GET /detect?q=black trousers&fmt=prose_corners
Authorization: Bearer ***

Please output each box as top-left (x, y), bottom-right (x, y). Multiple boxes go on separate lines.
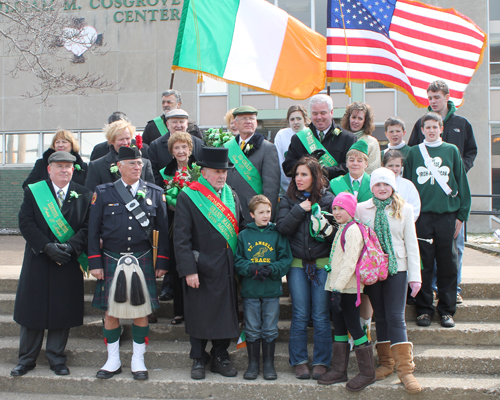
top-left (18, 325), bottom-right (70, 366)
top-left (189, 336), bottom-right (230, 361)
top-left (331, 294), bottom-right (365, 341)
top-left (415, 212), bottom-right (458, 317)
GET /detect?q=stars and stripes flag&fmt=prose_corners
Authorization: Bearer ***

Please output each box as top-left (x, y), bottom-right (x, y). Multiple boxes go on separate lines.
top-left (326, 0), bottom-right (487, 107)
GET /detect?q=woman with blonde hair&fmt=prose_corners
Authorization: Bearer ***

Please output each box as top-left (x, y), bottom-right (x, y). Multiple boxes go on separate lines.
top-left (23, 130), bottom-right (87, 188)
top-left (224, 108), bottom-right (238, 135)
top-left (341, 102), bottom-right (381, 174)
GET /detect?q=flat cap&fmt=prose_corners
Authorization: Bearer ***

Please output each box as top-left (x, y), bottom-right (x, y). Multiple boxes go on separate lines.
top-left (164, 109), bottom-right (189, 119)
top-left (232, 106), bottom-right (258, 117)
top-left (48, 151), bottom-right (76, 164)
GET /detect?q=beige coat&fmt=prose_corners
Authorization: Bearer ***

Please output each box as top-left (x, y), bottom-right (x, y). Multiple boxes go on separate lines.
top-left (325, 222), bottom-right (365, 294)
top-left (356, 199), bottom-right (421, 283)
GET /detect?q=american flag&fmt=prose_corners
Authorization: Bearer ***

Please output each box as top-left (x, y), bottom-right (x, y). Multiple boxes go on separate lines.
top-left (326, 0), bottom-right (487, 107)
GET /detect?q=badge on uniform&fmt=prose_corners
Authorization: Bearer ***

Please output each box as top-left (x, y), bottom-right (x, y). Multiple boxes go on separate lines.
top-left (146, 198), bottom-right (152, 206)
top-left (91, 192), bottom-right (97, 205)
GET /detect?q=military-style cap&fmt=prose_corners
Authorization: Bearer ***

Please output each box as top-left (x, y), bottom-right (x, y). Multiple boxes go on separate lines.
top-left (48, 151), bottom-right (76, 164)
top-left (118, 146), bottom-right (142, 161)
top-left (164, 109), bottom-right (189, 119)
top-left (348, 140), bottom-right (369, 156)
top-left (232, 106), bottom-right (258, 117)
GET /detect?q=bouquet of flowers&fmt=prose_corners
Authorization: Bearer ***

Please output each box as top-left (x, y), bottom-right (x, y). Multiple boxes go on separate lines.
top-left (203, 127), bottom-right (234, 148)
top-left (163, 164), bottom-right (201, 207)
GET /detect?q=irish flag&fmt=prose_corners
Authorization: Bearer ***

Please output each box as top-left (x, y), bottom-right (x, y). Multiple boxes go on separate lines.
top-left (172, 0), bottom-right (327, 100)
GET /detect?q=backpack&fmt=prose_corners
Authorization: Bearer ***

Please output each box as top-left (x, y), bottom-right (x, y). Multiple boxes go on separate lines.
top-left (340, 219), bottom-right (389, 306)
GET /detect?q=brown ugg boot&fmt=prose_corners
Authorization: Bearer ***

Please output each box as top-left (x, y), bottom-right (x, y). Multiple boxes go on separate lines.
top-left (375, 341), bottom-right (395, 380)
top-left (346, 342), bottom-right (376, 392)
top-left (391, 342), bottom-right (422, 394)
top-left (317, 342), bottom-right (350, 385)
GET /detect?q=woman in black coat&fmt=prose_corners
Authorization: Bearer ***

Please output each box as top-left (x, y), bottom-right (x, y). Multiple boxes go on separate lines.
top-left (276, 156), bottom-right (335, 380)
top-left (23, 130), bottom-right (87, 189)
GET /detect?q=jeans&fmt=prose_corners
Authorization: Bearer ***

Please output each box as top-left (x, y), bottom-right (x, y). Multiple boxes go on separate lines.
top-left (287, 266), bottom-right (332, 367)
top-left (243, 297), bottom-right (280, 343)
top-left (432, 225), bottom-right (463, 294)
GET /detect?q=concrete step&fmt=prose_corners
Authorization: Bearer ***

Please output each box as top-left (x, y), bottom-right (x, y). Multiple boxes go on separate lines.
top-left (1, 336), bottom-right (499, 375)
top-left (0, 363), bottom-right (499, 399)
top-left (0, 394), bottom-right (175, 400)
top-left (2, 314), bottom-right (500, 346)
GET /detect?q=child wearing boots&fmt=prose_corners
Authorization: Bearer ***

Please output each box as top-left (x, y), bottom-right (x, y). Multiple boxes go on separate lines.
top-left (235, 195), bottom-right (292, 380)
top-left (319, 192), bottom-right (376, 391)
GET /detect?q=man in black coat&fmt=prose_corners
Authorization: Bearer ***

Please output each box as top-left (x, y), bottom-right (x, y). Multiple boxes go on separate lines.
top-left (282, 94), bottom-right (356, 180)
top-left (142, 89), bottom-right (203, 145)
top-left (174, 147), bottom-right (243, 380)
top-left (12, 151), bottom-right (92, 377)
top-left (148, 109), bottom-right (204, 188)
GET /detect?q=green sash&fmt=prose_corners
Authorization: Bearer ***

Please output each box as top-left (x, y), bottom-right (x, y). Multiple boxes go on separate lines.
top-left (329, 173), bottom-right (372, 203)
top-left (159, 167), bottom-right (173, 181)
top-left (153, 116), bottom-right (168, 137)
top-left (224, 137), bottom-right (263, 195)
top-left (296, 128), bottom-right (338, 167)
top-left (28, 181), bottom-right (89, 273)
top-left (183, 177), bottom-right (238, 254)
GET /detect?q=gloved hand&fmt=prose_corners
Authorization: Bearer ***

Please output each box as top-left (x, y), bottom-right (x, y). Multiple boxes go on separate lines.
top-left (331, 290), bottom-right (342, 313)
top-left (56, 242), bottom-right (74, 256)
top-left (43, 243), bottom-right (71, 264)
top-left (310, 149), bottom-right (326, 160)
top-left (249, 264), bottom-right (259, 278)
top-left (253, 265), bottom-right (271, 282)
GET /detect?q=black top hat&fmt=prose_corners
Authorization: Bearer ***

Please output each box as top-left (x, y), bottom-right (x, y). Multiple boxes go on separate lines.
top-left (118, 146), bottom-right (142, 161)
top-left (197, 147), bottom-right (234, 170)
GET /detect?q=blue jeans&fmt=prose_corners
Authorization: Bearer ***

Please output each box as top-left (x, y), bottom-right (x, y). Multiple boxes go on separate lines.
top-left (432, 225), bottom-right (463, 294)
top-left (242, 297), bottom-right (280, 343)
top-left (287, 266), bottom-right (332, 367)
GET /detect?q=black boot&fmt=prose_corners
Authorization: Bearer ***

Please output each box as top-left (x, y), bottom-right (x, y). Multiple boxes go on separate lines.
top-left (243, 340), bottom-right (260, 380)
top-left (262, 339), bottom-right (277, 380)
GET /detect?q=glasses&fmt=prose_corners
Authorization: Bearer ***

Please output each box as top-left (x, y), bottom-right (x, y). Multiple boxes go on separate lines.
top-left (236, 117), bottom-right (257, 122)
top-left (123, 161), bottom-right (144, 167)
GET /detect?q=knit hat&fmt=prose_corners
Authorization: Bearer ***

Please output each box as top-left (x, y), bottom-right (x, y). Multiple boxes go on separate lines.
top-left (348, 140), bottom-right (368, 156)
top-left (332, 192), bottom-right (357, 218)
top-left (370, 167), bottom-right (397, 192)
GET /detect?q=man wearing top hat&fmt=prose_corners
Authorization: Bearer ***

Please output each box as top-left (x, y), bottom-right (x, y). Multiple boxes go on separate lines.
top-left (174, 147), bottom-right (244, 380)
top-left (87, 146), bottom-right (170, 381)
top-left (148, 109), bottom-right (204, 188)
top-left (12, 151), bottom-right (92, 377)
top-left (224, 106), bottom-right (280, 222)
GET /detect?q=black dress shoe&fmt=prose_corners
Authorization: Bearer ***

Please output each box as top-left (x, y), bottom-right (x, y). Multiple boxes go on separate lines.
top-left (159, 292), bottom-right (173, 301)
top-left (132, 370), bottom-right (149, 380)
top-left (50, 364), bottom-right (70, 375)
top-left (96, 367), bottom-right (122, 379)
top-left (10, 364), bottom-right (35, 376)
top-left (191, 359), bottom-right (206, 380)
top-left (210, 356), bottom-right (237, 377)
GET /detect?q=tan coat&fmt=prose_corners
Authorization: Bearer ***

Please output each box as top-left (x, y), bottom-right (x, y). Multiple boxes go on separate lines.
top-left (356, 199), bottom-right (421, 283)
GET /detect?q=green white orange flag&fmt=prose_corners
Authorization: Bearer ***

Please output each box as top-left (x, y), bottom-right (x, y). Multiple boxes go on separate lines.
top-left (172, 0), bottom-right (327, 100)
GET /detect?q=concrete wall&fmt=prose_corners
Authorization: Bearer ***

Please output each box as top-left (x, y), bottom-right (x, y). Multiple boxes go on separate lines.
top-left (0, 168), bottom-right (30, 229)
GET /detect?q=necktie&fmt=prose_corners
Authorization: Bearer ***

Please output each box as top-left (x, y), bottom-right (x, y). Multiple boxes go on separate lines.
top-left (319, 131), bottom-right (324, 142)
top-left (240, 140), bottom-right (246, 150)
top-left (126, 185), bottom-right (134, 197)
top-left (352, 180), bottom-right (360, 196)
top-left (57, 189), bottom-right (64, 208)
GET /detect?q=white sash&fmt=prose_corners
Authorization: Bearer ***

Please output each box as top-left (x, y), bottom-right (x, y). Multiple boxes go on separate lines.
top-left (418, 143), bottom-right (452, 195)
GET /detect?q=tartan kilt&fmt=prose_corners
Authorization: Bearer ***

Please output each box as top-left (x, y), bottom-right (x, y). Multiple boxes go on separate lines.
top-left (91, 249), bottom-right (160, 311)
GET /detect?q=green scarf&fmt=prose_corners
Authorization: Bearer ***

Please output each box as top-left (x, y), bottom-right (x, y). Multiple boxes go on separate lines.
top-left (196, 175), bottom-right (236, 216)
top-left (372, 197), bottom-right (398, 275)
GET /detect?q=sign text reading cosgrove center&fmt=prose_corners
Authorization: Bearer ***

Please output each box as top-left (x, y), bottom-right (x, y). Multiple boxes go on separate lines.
top-left (64, 0), bottom-right (182, 22)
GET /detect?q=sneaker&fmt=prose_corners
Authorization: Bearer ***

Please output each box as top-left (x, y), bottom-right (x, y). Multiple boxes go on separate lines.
top-left (456, 293), bottom-right (463, 304)
top-left (441, 315), bottom-right (455, 328)
top-left (416, 314), bottom-right (431, 327)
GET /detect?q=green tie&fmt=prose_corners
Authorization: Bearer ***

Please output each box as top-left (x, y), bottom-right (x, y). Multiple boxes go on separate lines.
top-left (319, 131), bottom-right (324, 142)
top-left (352, 180), bottom-right (360, 195)
top-left (57, 189), bottom-right (64, 208)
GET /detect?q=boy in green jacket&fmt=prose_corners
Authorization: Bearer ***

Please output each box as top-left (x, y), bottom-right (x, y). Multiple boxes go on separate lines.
top-left (235, 195), bottom-right (292, 381)
top-left (404, 112), bottom-right (471, 329)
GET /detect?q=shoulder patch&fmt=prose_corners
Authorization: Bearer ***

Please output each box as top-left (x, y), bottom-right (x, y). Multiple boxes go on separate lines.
top-left (91, 192), bottom-right (97, 205)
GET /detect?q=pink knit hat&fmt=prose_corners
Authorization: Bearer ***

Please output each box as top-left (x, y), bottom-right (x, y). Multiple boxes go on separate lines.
top-left (332, 192), bottom-right (357, 218)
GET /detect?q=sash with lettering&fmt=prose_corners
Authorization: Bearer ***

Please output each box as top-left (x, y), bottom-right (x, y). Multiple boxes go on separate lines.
top-left (183, 176), bottom-right (239, 254)
top-left (153, 116), bottom-right (169, 137)
top-left (296, 128), bottom-right (338, 167)
top-left (224, 137), bottom-right (263, 195)
top-left (28, 181), bottom-right (89, 274)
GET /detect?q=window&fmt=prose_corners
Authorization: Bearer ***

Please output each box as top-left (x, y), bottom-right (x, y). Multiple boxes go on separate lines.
top-left (490, 0), bottom-right (500, 86)
top-left (199, 76), bottom-right (227, 94)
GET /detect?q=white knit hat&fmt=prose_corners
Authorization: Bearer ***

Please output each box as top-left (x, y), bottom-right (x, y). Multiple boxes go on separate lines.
top-left (370, 167), bottom-right (397, 192)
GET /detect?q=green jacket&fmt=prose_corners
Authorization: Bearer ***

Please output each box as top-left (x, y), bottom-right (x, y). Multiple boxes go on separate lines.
top-left (329, 172), bottom-right (372, 203)
top-left (235, 222), bottom-right (292, 298)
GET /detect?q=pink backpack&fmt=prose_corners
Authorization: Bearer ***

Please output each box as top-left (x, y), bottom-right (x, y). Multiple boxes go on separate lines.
top-left (341, 220), bottom-right (389, 306)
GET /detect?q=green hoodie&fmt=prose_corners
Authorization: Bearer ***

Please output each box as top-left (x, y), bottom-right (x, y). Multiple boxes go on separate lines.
top-left (235, 222), bottom-right (292, 298)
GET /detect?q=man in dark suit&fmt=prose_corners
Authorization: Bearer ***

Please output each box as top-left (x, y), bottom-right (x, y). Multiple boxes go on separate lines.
top-left (282, 94), bottom-right (357, 180)
top-left (85, 120), bottom-right (155, 191)
top-left (12, 151), bottom-right (92, 377)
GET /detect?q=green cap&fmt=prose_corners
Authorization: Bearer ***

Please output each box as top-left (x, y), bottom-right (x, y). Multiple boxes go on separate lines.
top-left (232, 106), bottom-right (258, 117)
top-left (349, 139), bottom-right (368, 156)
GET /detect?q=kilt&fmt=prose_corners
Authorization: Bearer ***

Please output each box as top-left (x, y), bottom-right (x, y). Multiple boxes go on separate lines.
top-left (91, 249), bottom-right (160, 311)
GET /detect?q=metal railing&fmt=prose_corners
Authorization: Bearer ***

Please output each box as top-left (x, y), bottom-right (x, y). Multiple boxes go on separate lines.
top-left (465, 194), bottom-right (500, 241)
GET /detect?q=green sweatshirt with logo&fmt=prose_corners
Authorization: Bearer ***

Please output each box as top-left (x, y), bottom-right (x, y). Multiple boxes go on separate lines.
top-left (235, 222), bottom-right (292, 298)
top-left (403, 142), bottom-right (471, 222)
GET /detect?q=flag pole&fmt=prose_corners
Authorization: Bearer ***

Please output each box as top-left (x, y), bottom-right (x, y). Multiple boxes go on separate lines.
top-left (169, 70), bottom-right (175, 89)
top-left (327, 84), bottom-right (330, 96)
